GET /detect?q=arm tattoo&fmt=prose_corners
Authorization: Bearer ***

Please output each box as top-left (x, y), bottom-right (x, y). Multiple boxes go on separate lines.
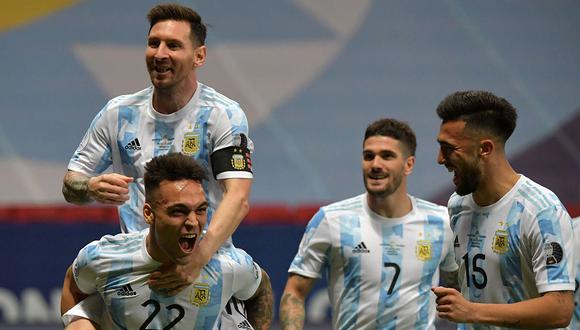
top-left (245, 270), bottom-right (274, 330)
top-left (279, 293), bottom-right (306, 330)
top-left (62, 172), bottom-right (92, 204)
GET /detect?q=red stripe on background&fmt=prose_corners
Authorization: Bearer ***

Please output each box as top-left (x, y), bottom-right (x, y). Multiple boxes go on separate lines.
top-left (0, 204), bottom-right (323, 225)
top-left (0, 203), bottom-right (578, 225)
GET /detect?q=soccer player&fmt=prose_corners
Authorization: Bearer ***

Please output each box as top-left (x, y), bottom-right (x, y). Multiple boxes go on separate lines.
top-left (62, 3), bottom-right (253, 288)
top-left (279, 118), bottom-right (458, 329)
top-left (61, 3), bottom-right (255, 326)
top-left (61, 153), bottom-right (273, 329)
top-left (433, 90), bottom-right (575, 329)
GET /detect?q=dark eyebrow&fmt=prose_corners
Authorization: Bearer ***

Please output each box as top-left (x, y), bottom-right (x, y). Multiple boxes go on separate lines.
top-left (437, 139), bottom-right (452, 146)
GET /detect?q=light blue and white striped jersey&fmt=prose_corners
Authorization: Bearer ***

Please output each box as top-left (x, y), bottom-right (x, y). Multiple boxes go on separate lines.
top-left (289, 194), bottom-right (458, 330)
top-left (449, 175), bottom-right (575, 330)
top-left (573, 217), bottom-right (580, 329)
top-left (71, 229), bottom-right (261, 330)
top-left (68, 83), bottom-right (253, 233)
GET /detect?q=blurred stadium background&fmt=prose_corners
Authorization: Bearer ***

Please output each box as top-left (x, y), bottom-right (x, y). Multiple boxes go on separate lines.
top-left (0, 0), bottom-right (578, 328)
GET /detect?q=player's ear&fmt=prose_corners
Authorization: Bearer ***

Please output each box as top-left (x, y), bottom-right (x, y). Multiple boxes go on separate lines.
top-left (479, 139), bottom-right (494, 158)
top-left (143, 204), bottom-right (155, 225)
top-left (193, 45), bottom-right (206, 68)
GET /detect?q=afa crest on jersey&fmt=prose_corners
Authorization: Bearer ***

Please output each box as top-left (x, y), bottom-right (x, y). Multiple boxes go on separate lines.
top-left (182, 132), bottom-right (200, 155)
top-left (492, 230), bottom-right (509, 254)
top-left (415, 240), bottom-right (432, 261)
top-left (231, 148), bottom-right (246, 170)
top-left (190, 283), bottom-right (210, 306)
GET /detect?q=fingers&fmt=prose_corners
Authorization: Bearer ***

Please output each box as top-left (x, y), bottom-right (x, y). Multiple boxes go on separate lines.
top-left (148, 272), bottom-right (190, 296)
top-left (88, 174), bottom-right (133, 204)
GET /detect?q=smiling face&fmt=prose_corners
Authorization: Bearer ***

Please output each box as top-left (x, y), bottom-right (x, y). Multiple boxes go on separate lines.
top-left (362, 135), bottom-right (414, 198)
top-left (145, 20), bottom-right (205, 91)
top-left (144, 179), bottom-right (208, 265)
top-left (437, 120), bottom-right (482, 196)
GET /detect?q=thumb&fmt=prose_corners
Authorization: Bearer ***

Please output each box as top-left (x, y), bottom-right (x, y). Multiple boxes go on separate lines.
top-left (122, 176), bottom-right (134, 183)
top-left (431, 286), bottom-right (451, 297)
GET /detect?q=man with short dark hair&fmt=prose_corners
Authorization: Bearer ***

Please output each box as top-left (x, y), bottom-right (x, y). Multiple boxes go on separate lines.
top-left (280, 118), bottom-right (458, 329)
top-left (433, 90), bottom-right (575, 329)
top-left (61, 153), bottom-right (273, 329)
top-left (62, 3), bottom-right (257, 328)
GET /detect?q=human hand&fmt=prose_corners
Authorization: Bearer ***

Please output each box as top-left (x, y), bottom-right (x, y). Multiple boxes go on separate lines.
top-left (87, 173), bottom-right (133, 205)
top-left (148, 255), bottom-right (204, 296)
top-left (432, 286), bottom-right (475, 323)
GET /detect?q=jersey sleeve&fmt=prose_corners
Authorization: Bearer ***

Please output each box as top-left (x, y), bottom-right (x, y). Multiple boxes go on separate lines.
top-left (527, 205), bottom-right (575, 293)
top-left (67, 104), bottom-right (114, 176)
top-left (229, 248), bottom-right (262, 301)
top-left (209, 104), bottom-right (254, 180)
top-left (61, 293), bottom-right (104, 327)
top-left (72, 240), bottom-right (102, 295)
top-left (288, 209), bottom-right (331, 279)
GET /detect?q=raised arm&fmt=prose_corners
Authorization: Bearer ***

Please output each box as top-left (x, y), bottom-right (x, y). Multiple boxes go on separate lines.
top-left (433, 287), bottom-right (573, 328)
top-left (279, 273), bottom-right (317, 330)
top-left (245, 268), bottom-right (274, 330)
top-left (62, 170), bottom-right (133, 205)
top-left (199, 177), bottom-right (251, 260)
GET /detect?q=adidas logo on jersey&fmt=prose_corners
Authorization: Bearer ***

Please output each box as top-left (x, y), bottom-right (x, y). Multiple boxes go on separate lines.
top-left (125, 138), bottom-right (141, 150)
top-left (116, 284), bottom-right (137, 297)
top-left (352, 241), bottom-right (370, 253)
top-left (237, 320), bottom-right (253, 329)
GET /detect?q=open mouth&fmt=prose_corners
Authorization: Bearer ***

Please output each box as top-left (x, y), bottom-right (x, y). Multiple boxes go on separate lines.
top-left (178, 233), bottom-right (197, 252)
top-left (155, 67), bottom-right (171, 73)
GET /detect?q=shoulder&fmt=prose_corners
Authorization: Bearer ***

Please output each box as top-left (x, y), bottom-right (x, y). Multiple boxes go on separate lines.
top-left (413, 196), bottom-right (448, 217)
top-left (305, 195), bottom-right (365, 227)
top-left (321, 194), bottom-right (365, 216)
top-left (77, 230), bottom-right (146, 266)
top-left (197, 83), bottom-right (241, 111)
top-left (100, 87), bottom-right (152, 114)
top-left (213, 245), bottom-right (257, 273)
top-left (515, 176), bottom-right (565, 213)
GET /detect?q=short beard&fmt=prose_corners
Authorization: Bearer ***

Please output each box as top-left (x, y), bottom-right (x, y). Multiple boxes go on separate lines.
top-left (455, 162), bottom-right (481, 196)
top-left (364, 172), bottom-right (403, 198)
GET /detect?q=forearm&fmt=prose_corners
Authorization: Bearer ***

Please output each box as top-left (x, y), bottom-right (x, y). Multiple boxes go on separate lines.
top-left (470, 291), bottom-right (573, 328)
top-left (279, 292), bottom-right (306, 330)
top-left (65, 318), bottom-right (99, 330)
top-left (440, 270), bottom-right (459, 291)
top-left (62, 171), bottom-right (92, 204)
top-left (199, 180), bottom-right (251, 259)
top-left (245, 270), bottom-right (274, 330)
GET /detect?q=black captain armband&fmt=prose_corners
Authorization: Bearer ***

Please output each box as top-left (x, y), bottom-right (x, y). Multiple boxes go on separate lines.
top-left (211, 134), bottom-right (253, 178)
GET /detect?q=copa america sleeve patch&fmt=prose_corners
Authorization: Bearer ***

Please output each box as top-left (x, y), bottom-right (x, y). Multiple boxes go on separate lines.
top-left (211, 134), bottom-right (252, 178)
top-left (544, 241), bottom-right (564, 265)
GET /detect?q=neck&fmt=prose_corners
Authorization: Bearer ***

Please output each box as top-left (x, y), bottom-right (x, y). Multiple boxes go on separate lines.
top-left (367, 188), bottom-right (412, 218)
top-left (152, 78), bottom-right (197, 114)
top-left (146, 231), bottom-right (169, 264)
top-left (473, 156), bottom-right (519, 206)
